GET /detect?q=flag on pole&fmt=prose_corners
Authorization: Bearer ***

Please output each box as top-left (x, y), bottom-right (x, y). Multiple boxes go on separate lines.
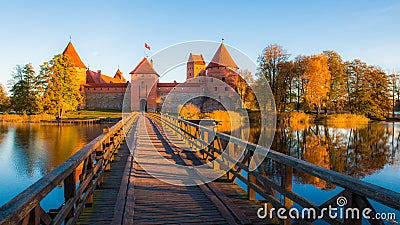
top-left (145, 43), bottom-right (150, 50)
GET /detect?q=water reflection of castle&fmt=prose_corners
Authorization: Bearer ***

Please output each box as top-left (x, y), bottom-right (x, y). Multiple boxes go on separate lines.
top-left (62, 41), bottom-right (240, 112)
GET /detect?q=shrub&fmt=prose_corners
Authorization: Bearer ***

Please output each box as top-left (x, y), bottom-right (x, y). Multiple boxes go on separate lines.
top-left (179, 103), bottom-right (201, 119)
top-left (327, 113), bottom-right (369, 124)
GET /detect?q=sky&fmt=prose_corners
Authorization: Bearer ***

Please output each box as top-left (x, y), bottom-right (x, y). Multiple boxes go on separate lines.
top-left (0, 0), bottom-right (400, 89)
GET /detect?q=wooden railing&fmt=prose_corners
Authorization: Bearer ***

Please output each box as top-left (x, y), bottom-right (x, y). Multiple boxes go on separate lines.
top-left (0, 113), bottom-right (137, 225)
top-left (150, 113), bottom-right (400, 225)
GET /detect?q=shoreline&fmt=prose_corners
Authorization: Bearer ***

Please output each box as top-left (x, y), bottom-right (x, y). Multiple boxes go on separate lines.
top-left (0, 110), bottom-right (123, 123)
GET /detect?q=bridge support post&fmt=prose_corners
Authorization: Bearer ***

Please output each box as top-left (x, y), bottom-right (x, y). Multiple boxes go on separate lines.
top-left (248, 172), bottom-right (256, 200)
top-left (282, 165), bottom-right (293, 225)
top-left (64, 171), bottom-right (76, 223)
top-left (226, 142), bottom-right (235, 181)
top-left (212, 138), bottom-right (220, 170)
top-left (103, 127), bottom-right (111, 172)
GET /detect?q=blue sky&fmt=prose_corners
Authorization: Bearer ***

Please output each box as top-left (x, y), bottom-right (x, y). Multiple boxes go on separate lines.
top-left (0, 0), bottom-right (399, 88)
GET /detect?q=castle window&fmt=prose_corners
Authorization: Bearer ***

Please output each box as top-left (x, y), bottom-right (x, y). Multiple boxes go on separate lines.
top-left (100, 88), bottom-right (102, 90)
top-left (94, 88), bottom-right (96, 90)
top-left (214, 87), bottom-right (217, 91)
top-left (210, 78), bottom-right (213, 82)
top-left (225, 87), bottom-right (228, 91)
top-left (141, 81), bottom-right (145, 88)
top-left (222, 77), bottom-right (226, 82)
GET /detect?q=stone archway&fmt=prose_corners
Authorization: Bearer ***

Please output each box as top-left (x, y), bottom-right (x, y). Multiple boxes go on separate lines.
top-left (140, 99), bottom-right (147, 112)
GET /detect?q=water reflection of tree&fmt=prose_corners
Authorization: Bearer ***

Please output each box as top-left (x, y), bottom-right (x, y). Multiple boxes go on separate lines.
top-left (345, 124), bottom-right (390, 178)
top-left (4, 123), bottom-right (105, 177)
top-left (251, 122), bottom-right (398, 190)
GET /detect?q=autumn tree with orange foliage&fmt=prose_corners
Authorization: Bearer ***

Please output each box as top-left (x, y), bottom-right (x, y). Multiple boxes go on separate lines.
top-left (301, 54), bottom-right (331, 116)
top-left (178, 103), bottom-right (200, 119)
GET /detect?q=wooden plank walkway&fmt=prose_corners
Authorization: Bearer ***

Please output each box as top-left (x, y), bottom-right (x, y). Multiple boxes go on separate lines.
top-left (78, 114), bottom-right (273, 225)
top-left (77, 139), bottom-right (132, 225)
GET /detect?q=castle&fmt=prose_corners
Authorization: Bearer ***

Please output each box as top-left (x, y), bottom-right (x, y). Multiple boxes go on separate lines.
top-left (62, 41), bottom-right (240, 112)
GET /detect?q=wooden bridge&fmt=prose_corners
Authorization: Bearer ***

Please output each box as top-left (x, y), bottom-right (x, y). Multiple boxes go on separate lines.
top-left (0, 113), bottom-right (399, 225)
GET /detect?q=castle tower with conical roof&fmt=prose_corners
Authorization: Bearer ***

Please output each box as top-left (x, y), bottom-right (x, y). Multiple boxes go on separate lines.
top-left (62, 41), bottom-right (87, 87)
top-left (129, 58), bottom-right (159, 112)
top-left (206, 42), bottom-right (239, 85)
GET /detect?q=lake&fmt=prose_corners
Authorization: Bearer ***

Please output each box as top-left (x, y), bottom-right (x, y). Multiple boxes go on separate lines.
top-left (219, 120), bottom-right (400, 224)
top-left (0, 122), bottom-right (111, 209)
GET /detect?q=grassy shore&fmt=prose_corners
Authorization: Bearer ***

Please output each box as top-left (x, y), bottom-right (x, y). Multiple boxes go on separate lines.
top-left (0, 110), bottom-right (123, 122)
top-left (64, 110), bottom-right (122, 119)
top-left (276, 112), bottom-right (371, 128)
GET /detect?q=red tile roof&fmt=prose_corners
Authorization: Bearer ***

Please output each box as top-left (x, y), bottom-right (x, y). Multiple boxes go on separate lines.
top-left (130, 58), bottom-right (159, 75)
top-left (63, 41), bottom-right (86, 68)
top-left (207, 43), bottom-right (238, 69)
top-left (114, 68), bottom-right (126, 82)
top-left (86, 69), bottom-right (127, 84)
top-left (188, 53), bottom-right (206, 65)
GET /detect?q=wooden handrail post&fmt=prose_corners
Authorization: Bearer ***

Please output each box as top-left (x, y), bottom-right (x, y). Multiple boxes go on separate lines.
top-left (103, 127), bottom-right (111, 171)
top-left (64, 171), bottom-right (76, 223)
top-left (248, 172), bottom-right (256, 200)
top-left (227, 142), bottom-right (235, 181)
top-left (212, 138), bottom-right (220, 170)
top-left (282, 165), bottom-right (293, 225)
top-left (27, 205), bottom-right (40, 225)
top-left (85, 154), bottom-right (95, 207)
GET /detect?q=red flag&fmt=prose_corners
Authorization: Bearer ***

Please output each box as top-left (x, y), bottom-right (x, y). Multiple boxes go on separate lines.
top-left (144, 43), bottom-right (150, 50)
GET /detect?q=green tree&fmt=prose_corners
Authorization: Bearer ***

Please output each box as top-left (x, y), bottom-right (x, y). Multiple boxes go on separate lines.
top-left (257, 44), bottom-right (290, 110)
top-left (293, 55), bottom-right (308, 111)
top-left (9, 63), bottom-right (39, 113)
top-left (0, 84), bottom-right (10, 112)
top-left (388, 73), bottom-right (399, 117)
top-left (39, 54), bottom-right (82, 119)
top-left (277, 60), bottom-right (297, 111)
top-left (346, 59), bottom-right (391, 119)
top-left (323, 50), bottom-right (348, 112)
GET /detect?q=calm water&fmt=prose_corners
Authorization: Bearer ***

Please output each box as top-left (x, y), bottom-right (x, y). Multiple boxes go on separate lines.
top-left (221, 121), bottom-right (400, 224)
top-left (0, 122), bottom-right (110, 208)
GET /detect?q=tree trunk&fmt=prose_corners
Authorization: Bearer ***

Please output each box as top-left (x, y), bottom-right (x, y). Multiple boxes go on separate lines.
top-left (58, 108), bottom-right (63, 120)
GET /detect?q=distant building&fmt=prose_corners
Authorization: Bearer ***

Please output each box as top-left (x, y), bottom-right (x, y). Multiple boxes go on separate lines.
top-left (62, 41), bottom-right (240, 111)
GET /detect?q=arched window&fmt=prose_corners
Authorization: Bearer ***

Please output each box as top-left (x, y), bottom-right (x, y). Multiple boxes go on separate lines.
top-left (141, 81), bottom-right (145, 88)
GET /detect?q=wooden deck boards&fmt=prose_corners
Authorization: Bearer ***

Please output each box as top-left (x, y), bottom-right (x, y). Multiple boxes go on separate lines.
top-left (77, 141), bottom-right (131, 225)
top-left (78, 115), bottom-right (273, 225)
